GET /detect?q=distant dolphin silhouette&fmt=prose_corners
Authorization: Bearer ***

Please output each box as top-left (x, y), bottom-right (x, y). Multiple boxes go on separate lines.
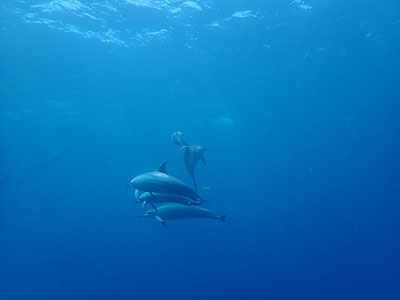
top-left (130, 162), bottom-right (201, 203)
top-left (172, 131), bottom-right (187, 147)
top-left (181, 145), bottom-right (208, 190)
top-left (138, 203), bottom-right (227, 228)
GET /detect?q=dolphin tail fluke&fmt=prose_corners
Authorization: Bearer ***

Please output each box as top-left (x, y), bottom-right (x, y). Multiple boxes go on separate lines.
top-left (218, 215), bottom-right (227, 222)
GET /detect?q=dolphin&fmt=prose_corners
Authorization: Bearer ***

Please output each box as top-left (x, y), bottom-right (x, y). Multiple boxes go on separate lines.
top-left (137, 192), bottom-right (198, 208)
top-left (181, 145), bottom-right (208, 190)
top-left (172, 131), bottom-right (187, 147)
top-left (138, 203), bottom-right (227, 228)
top-left (130, 162), bottom-right (201, 203)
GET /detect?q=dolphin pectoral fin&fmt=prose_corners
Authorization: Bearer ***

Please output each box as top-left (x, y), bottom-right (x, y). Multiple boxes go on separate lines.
top-left (200, 155), bottom-right (206, 166)
top-left (157, 162), bottom-right (168, 173)
top-left (151, 203), bottom-right (158, 211)
top-left (141, 201), bottom-right (146, 208)
top-left (179, 146), bottom-right (189, 152)
top-left (218, 215), bottom-right (227, 222)
top-left (155, 216), bottom-right (168, 228)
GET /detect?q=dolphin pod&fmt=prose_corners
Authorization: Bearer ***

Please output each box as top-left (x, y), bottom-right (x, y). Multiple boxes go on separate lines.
top-left (130, 132), bottom-right (226, 228)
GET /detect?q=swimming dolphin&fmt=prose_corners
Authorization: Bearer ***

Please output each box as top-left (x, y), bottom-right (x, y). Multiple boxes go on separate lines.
top-left (138, 203), bottom-right (227, 228)
top-left (137, 192), bottom-right (198, 208)
top-left (130, 162), bottom-right (201, 203)
top-left (181, 145), bottom-right (208, 190)
top-left (172, 131), bottom-right (187, 147)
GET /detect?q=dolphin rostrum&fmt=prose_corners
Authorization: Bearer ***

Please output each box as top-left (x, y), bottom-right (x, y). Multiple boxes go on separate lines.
top-left (137, 192), bottom-right (199, 208)
top-left (138, 203), bottom-right (227, 228)
top-left (181, 145), bottom-right (208, 190)
top-left (172, 131), bottom-right (187, 147)
top-left (130, 162), bottom-right (201, 203)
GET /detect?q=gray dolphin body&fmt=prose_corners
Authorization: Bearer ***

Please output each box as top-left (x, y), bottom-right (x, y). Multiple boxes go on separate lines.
top-left (182, 145), bottom-right (207, 190)
top-left (130, 162), bottom-right (201, 203)
top-left (139, 203), bottom-right (227, 228)
top-left (137, 192), bottom-right (198, 207)
top-left (172, 131), bottom-right (187, 147)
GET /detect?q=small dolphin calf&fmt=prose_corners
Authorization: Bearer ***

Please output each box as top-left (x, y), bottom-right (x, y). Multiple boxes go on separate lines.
top-left (137, 192), bottom-right (198, 208)
top-left (181, 145), bottom-right (207, 190)
top-left (138, 203), bottom-right (227, 228)
top-left (172, 131), bottom-right (187, 147)
top-left (130, 162), bottom-right (201, 203)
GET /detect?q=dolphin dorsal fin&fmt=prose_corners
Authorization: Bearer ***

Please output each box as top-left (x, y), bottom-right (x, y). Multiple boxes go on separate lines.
top-left (157, 161), bottom-right (167, 173)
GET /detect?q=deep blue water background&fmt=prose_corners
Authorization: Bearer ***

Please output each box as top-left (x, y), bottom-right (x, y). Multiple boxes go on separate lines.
top-left (1, 0), bottom-right (400, 299)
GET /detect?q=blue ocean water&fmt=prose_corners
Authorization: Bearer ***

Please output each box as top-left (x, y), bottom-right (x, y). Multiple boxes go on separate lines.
top-left (1, 0), bottom-right (400, 299)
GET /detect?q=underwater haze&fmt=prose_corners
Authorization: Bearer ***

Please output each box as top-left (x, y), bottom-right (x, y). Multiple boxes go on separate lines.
top-left (1, 0), bottom-right (400, 299)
